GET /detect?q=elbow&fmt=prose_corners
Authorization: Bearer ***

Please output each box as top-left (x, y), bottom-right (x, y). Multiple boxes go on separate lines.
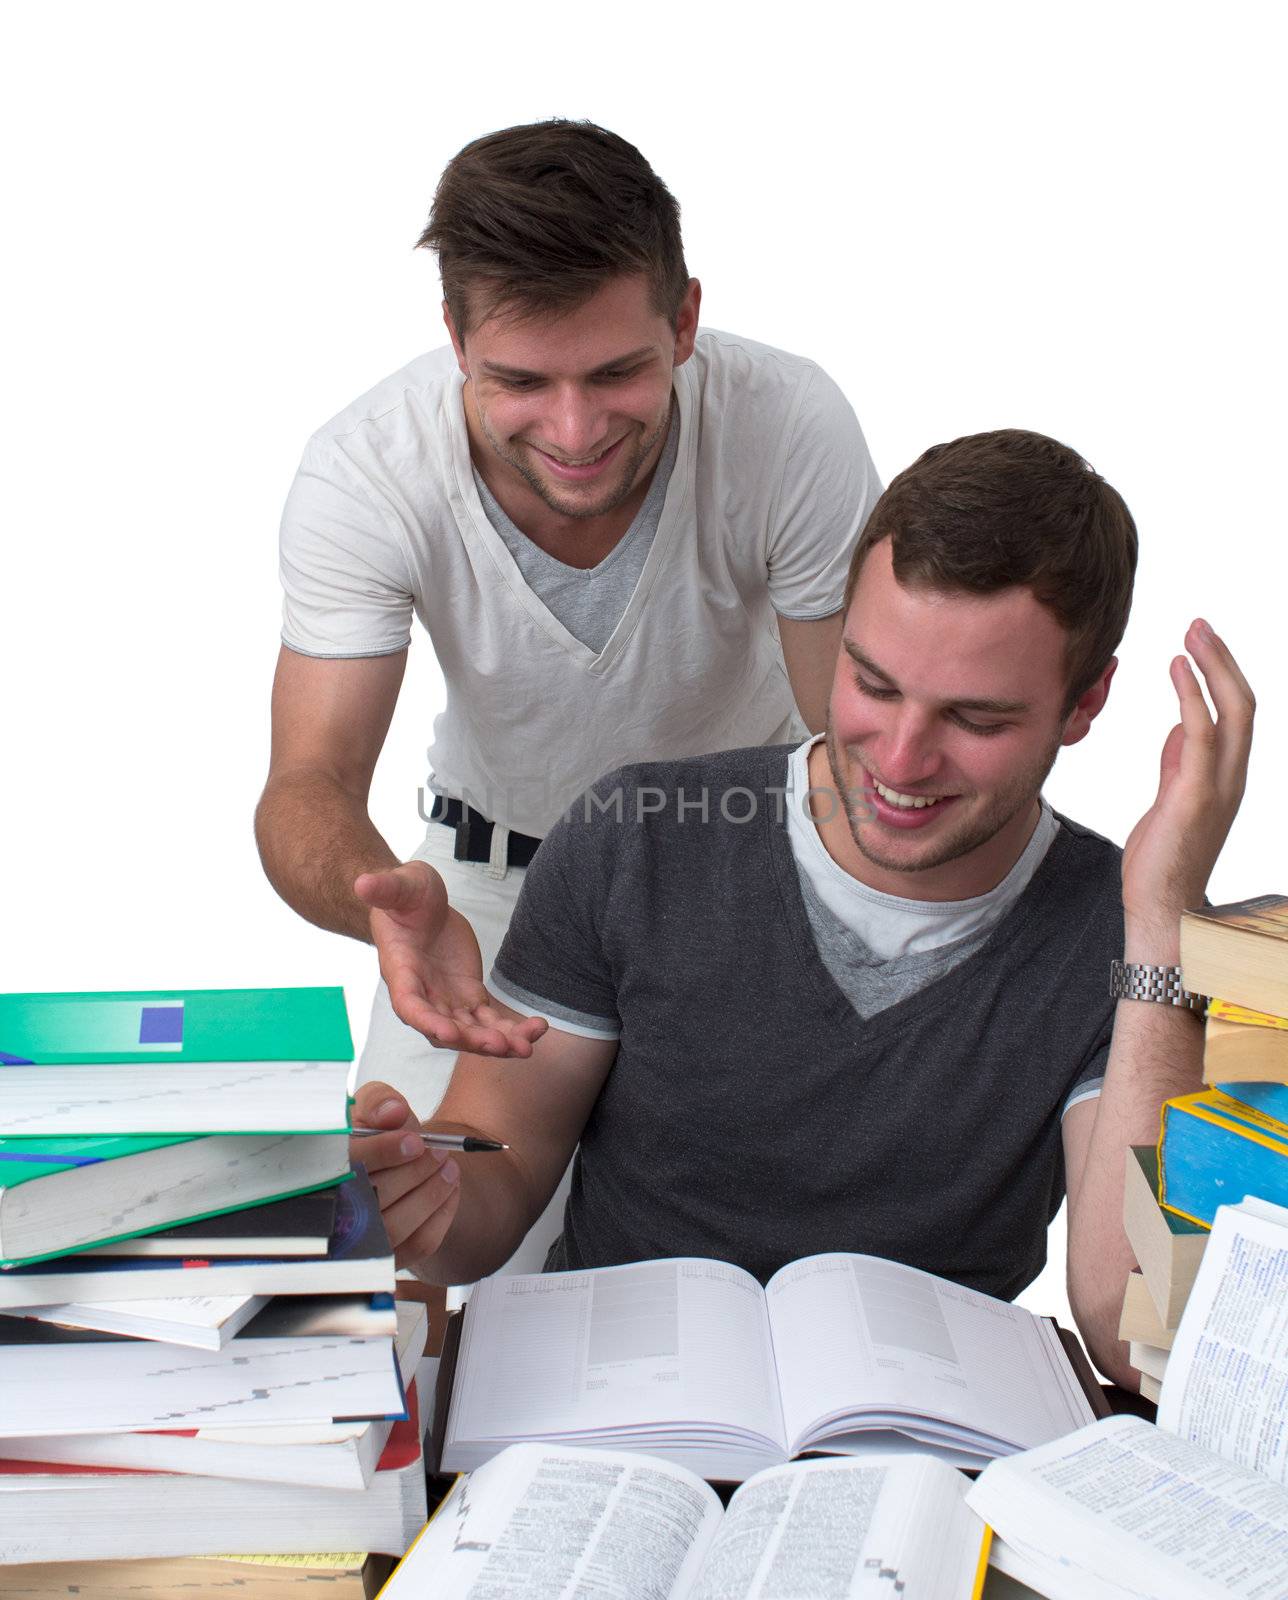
top-left (252, 778), bottom-right (292, 884)
top-left (1068, 1276), bottom-right (1137, 1390)
top-left (1089, 1329), bottom-right (1140, 1393)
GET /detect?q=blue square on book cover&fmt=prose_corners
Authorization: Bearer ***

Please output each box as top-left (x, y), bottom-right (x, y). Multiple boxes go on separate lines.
top-left (138, 1005), bottom-right (184, 1045)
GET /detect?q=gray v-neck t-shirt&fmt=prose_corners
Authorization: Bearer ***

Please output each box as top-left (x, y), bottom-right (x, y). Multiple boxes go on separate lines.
top-left (473, 413), bottom-right (681, 654)
top-left (491, 744), bottom-right (1124, 1295)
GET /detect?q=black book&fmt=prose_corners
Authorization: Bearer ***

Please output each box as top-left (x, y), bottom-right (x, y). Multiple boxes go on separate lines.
top-left (91, 1186), bottom-right (339, 1257)
top-left (0, 1167), bottom-right (394, 1308)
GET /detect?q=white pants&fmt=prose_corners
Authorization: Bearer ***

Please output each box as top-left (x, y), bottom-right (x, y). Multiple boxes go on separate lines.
top-left (356, 817), bottom-right (574, 1278)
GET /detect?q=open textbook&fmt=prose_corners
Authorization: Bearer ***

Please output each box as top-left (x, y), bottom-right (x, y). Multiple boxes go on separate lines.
top-left (439, 1253), bottom-right (1098, 1481)
top-left (967, 1414), bottom-right (1288, 1600)
top-left (1156, 1194), bottom-right (1288, 1483)
top-left (965, 1195), bottom-right (1288, 1599)
top-left (388, 1442), bottom-right (989, 1600)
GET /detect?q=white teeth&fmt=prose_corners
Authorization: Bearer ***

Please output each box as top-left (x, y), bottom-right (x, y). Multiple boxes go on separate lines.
top-left (547, 443), bottom-right (613, 467)
top-left (874, 780), bottom-right (944, 810)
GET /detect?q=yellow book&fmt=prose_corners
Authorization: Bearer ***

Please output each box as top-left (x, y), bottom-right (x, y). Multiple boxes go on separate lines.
top-left (1208, 999), bottom-right (1288, 1029)
top-left (1203, 999), bottom-right (1288, 1085)
top-left (1181, 894), bottom-right (1288, 1016)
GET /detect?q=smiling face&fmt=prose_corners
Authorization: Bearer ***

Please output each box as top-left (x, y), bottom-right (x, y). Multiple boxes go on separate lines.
top-left (820, 539), bottom-right (1114, 899)
top-left (448, 274), bottom-right (699, 538)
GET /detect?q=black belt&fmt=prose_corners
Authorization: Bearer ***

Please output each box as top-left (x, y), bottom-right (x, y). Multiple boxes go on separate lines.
top-left (429, 796), bottom-right (543, 868)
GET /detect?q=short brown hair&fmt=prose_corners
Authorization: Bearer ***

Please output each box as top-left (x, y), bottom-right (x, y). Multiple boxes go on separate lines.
top-left (417, 120), bottom-right (689, 336)
top-left (845, 429), bottom-right (1138, 713)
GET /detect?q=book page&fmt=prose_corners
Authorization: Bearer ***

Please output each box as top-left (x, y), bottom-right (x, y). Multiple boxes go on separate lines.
top-left (987, 1534), bottom-right (1153, 1600)
top-left (688, 1455), bottom-right (985, 1600)
top-left (0, 1336), bottom-right (402, 1435)
top-left (385, 1443), bottom-right (723, 1599)
top-left (1158, 1197), bottom-right (1288, 1482)
top-left (22, 1293), bottom-right (260, 1332)
top-left (448, 1259), bottom-right (785, 1453)
top-left (765, 1254), bottom-right (1091, 1455)
top-left (967, 1414), bottom-right (1288, 1600)
top-left (0, 1061), bottom-right (350, 1135)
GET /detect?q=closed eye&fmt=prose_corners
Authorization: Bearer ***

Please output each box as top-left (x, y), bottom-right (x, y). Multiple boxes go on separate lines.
top-left (495, 364), bottom-right (645, 392)
top-left (857, 677), bottom-right (1009, 736)
top-left (855, 675), bottom-right (897, 701)
top-left (948, 711), bottom-right (1009, 736)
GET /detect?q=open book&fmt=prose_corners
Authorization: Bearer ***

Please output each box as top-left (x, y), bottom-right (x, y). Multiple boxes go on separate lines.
top-left (1156, 1193), bottom-right (1288, 1483)
top-left (967, 1194), bottom-right (1288, 1598)
top-left (389, 1441), bottom-right (989, 1600)
top-left (968, 1413), bottom-right (1288, 1600)
top-left (439, 1253), bottom-right (1099, 1481)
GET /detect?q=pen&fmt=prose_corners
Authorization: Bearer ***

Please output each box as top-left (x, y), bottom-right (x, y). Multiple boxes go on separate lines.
top-left (349, 1127), bottom-right (508, 1152)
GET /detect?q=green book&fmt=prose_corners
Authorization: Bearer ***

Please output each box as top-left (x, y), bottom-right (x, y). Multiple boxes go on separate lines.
top-left (0, 987), bottom-right (354, 1137)
top-left (0, 1131), bottom-right (350, 1265)
top-left (0, 986), bottom-right (352, 1064)
top-left (0, 1133), bottom-right (199, 1184)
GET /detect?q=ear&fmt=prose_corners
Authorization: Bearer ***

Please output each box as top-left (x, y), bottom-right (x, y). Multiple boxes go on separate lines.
top-left (1060, 657), bottom-right (1118, 748)
top-left (672, 279), bottom-right (702, 366)
top-left (443, 300), bottom-right (469, 375)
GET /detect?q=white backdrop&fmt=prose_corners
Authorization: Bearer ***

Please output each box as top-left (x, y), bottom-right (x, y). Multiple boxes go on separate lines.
top-left (3, 2), bottom-right (1284, 1333)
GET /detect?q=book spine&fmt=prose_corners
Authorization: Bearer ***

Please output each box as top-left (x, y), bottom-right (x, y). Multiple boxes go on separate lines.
top-left (1208, 999), bottom-right (1288, 1029)
top-left (970, 1527), bottom-right (994, 1600)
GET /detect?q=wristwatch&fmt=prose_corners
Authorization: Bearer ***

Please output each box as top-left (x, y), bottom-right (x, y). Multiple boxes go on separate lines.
top-left (1109, 960), bottom-right (1209, 1013)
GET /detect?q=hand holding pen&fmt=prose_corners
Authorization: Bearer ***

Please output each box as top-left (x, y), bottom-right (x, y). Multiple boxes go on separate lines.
top-left (348, 1079), bottom-right (487, 1269)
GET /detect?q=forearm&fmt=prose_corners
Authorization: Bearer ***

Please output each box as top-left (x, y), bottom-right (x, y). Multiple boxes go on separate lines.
top-left (1067, 923), bottom-right (1204, 1385)
top-left (254, 769), bottom-right (397, 942)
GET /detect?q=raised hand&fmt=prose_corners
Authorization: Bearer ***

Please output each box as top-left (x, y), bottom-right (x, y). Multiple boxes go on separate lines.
top-left (354, 860), bottom-right (547, 1057)
top-left (1121, 619), bottom-right (1255, 944)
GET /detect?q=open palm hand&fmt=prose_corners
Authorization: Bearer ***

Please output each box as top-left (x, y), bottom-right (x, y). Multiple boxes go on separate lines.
top-left (355, 860), bottom-right (546, 1057)
top-left (1121, 619), bottom-right (1254, 944)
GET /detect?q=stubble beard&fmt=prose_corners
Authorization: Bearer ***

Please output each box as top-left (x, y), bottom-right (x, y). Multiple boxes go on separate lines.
top-left (480, 402), bottom-right (672, 522)
top-left (823, 720), bottom-right (1063, 876)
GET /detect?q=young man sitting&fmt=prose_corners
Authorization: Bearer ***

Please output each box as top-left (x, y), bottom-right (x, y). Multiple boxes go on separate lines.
top-left (353, 428), bottom-right (1255, 1387)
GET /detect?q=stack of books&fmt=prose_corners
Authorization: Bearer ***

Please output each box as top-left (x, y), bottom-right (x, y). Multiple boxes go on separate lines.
top-left (0, 987), bottom-right (428, 1593)
top-left (975, 1191), bottom-right (1288, 1598)
top-left (1120, 894), bottom-right (1288, 1396)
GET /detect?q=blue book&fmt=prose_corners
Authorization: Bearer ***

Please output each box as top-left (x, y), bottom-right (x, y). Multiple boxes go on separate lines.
top-left (1215, 1080), bottom-right (1288, 1124)
top-left (1159, 1090), bottom-right (1288, 1228)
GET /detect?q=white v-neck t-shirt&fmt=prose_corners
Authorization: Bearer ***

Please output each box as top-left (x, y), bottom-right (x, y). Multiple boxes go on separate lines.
top-left (472, 411), bottom-right (680, 654)
top-left (279, 331), bottom-right (881, 838)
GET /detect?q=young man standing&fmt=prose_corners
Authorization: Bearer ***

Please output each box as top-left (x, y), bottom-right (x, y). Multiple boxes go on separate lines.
top-left (352, 429), bottom-right (1255, 1387)
top-left (256, 121), bottom-right (880, 1123)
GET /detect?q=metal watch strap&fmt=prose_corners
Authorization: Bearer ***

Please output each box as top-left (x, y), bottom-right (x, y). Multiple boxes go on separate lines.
top-left (1109, 960), bottom-right (1209, 1013)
